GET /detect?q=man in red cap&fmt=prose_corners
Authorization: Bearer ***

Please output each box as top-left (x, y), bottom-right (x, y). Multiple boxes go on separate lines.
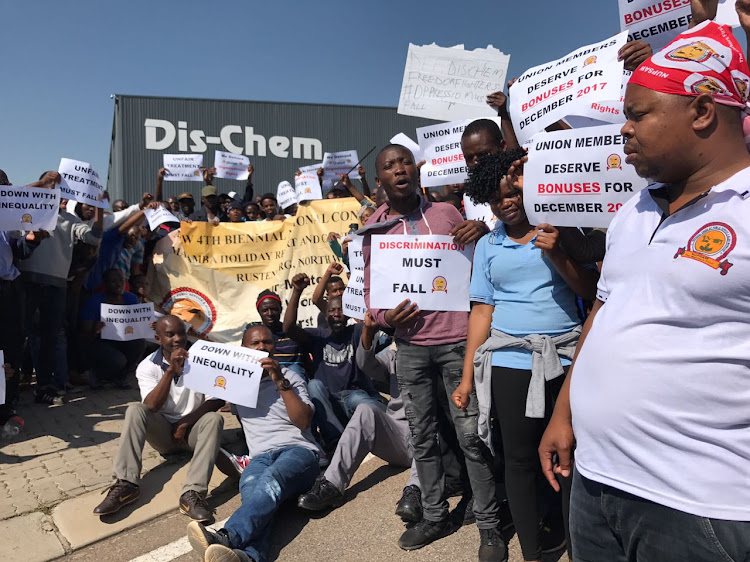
top-left (540, 19), bottom-right (750, 561)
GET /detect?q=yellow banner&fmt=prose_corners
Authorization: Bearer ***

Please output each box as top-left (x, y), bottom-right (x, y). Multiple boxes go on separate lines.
top-left (147, 199), bottom-right (361, 343)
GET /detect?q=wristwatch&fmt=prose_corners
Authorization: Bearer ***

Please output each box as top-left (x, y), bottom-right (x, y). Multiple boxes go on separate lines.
top-left (276, 378), bottom-right (292, 392)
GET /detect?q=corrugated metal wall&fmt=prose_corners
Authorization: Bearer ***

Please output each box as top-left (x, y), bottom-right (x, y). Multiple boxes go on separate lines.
top-left (107, 95), bottom-right (435, 204)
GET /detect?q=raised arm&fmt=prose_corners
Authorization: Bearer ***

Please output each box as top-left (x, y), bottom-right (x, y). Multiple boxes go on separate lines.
top-left (486, 82), bottom-right (520, 151)
top-left (357, 165), bottom-right (372, 198)
top-left (143, 347), bottom-right (187, 412)
top-left (312, 262), bottom-right (343, 312)
top-left (282, 273), bottom-right (314, 346)
top-left (241, 165), bottom-right (254, 204)
top-left (155, 168), bottom-right (166, 202)
top-left (340, 174), bottom-right (365, 203)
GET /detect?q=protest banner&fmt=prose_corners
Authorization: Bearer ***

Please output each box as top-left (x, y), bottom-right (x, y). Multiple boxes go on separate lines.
top-left (277, 181), bottom-right (297, 210)
top-left (509, 32), bottom-right (628, 146)
top-left (144, 206), bottom-right (179, 231)
top-left (183, 341), bottom-right (266, 409)
top-left (146, 199), bottom-right (360, 343)
top-left (163, 154), bottom-right (204, 181)
top-left (370, 235), bottom-right (473, 312)
top-left (0, 185), bottom-right (59, 232)
top-left (398, 43), bottom-right (511, 122)
top-left (463, 195), bottom-right (497, 230)
top-left (390, 133), bottom-right (424, 162)
top-left (322, 150), bottom-right (360, 181)
top-left (58, 158), bottom-right (108, 209)
top-left (214, 151), bottom-right (250, 180)
top-left (295, 173), bottom-right (322, 202)
top-left (523, 124), bottom-right (649, 228)
top-left (342, 234), bottom-right (366, 320)
top-left (100, 303), bottom-right (155, 341)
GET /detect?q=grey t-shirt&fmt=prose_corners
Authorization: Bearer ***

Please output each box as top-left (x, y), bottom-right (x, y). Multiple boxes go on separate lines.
top-left (235, 368), bottom-right (322, 458)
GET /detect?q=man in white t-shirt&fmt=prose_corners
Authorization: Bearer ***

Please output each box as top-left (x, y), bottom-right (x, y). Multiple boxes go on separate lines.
top-left (93, 315), bottom-right (224, 522)
top-left (539, 21), bottom-right (750, 561)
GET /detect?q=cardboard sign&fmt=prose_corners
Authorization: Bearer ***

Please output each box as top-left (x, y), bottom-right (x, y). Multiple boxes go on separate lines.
top-left (58, 158), bottom-right (107, 209)
top-left (509, 32), bottom-right (628, 146)
top-left (182, 341), bottom-right (266, 408)
top-left (163, 154), bottom-right (204, 181)
top-left (295, 173), bottom-right (322, 202)
top-left (276, 181), bottom-right (297, 210)
top-left (523, 124), bottom-right (648, 227)
top-left (214, 151), bottom-right (250, 180)
top-left (398, 43), bottom-right (511, 122)
top-left (342, 234), bottom-right (366, 320)
top-left (144, 206), bottom-right (179, 230)
top-left (322, 150), bottom-right (360, 181)
top-left (100, 303), bottom-right (155, 341)
top-left (0, 186), bottom-right (59, 231)
top-left (370, 234), bottom-right (473, 312)
top-left (390, 133), bottom-right (424, 162)
top-left (417, 120), bottom-right (475, 188)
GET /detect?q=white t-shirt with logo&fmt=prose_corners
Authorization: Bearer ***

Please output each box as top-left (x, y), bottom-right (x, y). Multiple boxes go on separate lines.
top-left (136, 349), bottom-right (206, 423)
top-left (571, 166), bottom-right (750, 521)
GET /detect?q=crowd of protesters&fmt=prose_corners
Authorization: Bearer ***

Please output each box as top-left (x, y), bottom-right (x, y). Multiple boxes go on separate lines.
top-left (4, 2), bottom-right (750, 562)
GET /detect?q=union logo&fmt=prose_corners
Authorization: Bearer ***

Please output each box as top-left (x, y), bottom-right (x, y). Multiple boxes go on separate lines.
top-left (583, 56), bottom-right (597, 67)
top-left (667, 41), bottom-right (719, 64)
top-left (606, 154), bottom-right (621, 170)
top-left (124, 326), bottom-right (134, 335)
top-left (21, 213), bottom-right (32, 224)
top-left (432, 276), bottom-right (447, 293)
top-left (689, 77), bottom-right (728, 96)
top-left (214, 376), bottom-right (227, 390)
top-left (674, 222), bottom-right (736, 275)
top-left (161, 287), bottom-right (217, 336)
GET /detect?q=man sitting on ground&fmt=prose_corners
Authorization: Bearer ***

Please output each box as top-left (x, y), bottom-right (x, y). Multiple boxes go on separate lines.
top-left (253, 289), bottom-right (306, 377)
top-left (93, 315), bottom-right (224, 522)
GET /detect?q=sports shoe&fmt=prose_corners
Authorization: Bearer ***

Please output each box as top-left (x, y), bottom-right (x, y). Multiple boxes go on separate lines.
top-left (215, 448), bottom-right (244, 479)
top-left (204, 544), bottom-right (255, 562)
top-left (478, 526), bottom-right (509, 562)
top-left (297, 477), bottom-right (344, 511)
top-left (187, 521), bottom-right (231, 559)
top-left (395, 485), bottom-right (422, 523)
top-left (179, 490), bottom-right (213, 522)
top-left (397, 517), bottom-right (452, 551)
top-left (93, 480), bottom-right (140, 515)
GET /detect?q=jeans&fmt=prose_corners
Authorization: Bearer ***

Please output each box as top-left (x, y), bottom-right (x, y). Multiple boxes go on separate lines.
top-left (23, 281), bottom-right (67, 391)
top-left (396, 339), bottom-right (498, 529)
top-left (29, 330), bottom-right (68, 388)
top-left (571, 469), bottom-right (750, 562)
top-left (306, 379), bottom-right (385, 445)
top-left (224, 446), bottom-right (319, 562)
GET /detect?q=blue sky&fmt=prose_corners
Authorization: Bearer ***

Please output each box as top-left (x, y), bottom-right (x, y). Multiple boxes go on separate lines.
top-left (0, 0), bottom-right (623, 186)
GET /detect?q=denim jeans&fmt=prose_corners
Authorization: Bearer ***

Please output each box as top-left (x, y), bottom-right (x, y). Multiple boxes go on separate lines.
top-left (223, 446), bottom-right (319, 562)
top-left (396, 339), bottom-right (498, 529)
top-left (571, 468), bottom-right (750, 562)
top-left (306, 378), bottom-right (385, 445)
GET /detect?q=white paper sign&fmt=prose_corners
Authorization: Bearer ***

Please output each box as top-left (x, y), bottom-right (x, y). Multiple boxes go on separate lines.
top-left (523, 124), bottom-right (649, 228)
top-left (398, 43), bottom-right (511, 122)
top-left (58, 158), bottom-right (107, 209)
top-left (322, 150), bottom-right (360, 181)
top-left (276, 181), bottom-right (297, 210)
top-left (370, 234), bottom-right (473, 312)
top-left (214, 151), bottom-right (250, 180)
top-left (463, 195), bottom-right (497, 230)
top-left (163, 154), bottom-right (204, 182)
top-left (183, 341), bottom-right (266, 409)
top-left (390, 133), bottom-right (424, 162)
top-left (100, 303), bottom-right (156, 341)
top-left (144, 206), bottom-right (179, 230)
top-left (716, 1), bottom-right (740, 28)
top-left (0, 186), bottom-right (59, 232)
top-left (509, 32), bottom-right (628, 146)
top-left (295, 173), bottom-right (322, 202)
top-left (342, 235), bottom-right (366, 320)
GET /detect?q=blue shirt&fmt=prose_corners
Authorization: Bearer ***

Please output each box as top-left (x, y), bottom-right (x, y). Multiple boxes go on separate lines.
top-left (84, 229), bottom-right (125, 290)
top-left (469, 225), bottom-right (580, 369)
top-left (80, 291), bottom-right (139, 323)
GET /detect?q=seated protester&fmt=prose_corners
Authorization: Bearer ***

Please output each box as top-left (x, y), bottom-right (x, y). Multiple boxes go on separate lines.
top-left (226, 200), bottom-right (246, 223)
top-left (311, 262), bottom-right (347, 329)
top-left (186, 324), bottom-right (321, 562)
top-left (254, 290), bottom-right (306, 377)
top-left (93, 315), bottom-right (224, 520)
top-left (297, 311), bottom-right (422, 522)
top-left (80, 268), bottom-right (147, 388)
top-left (116, 224), bottom-right (144, 280)
top-left (283, 274), bottom-right (385, 449)
top-left (129, 274), bottom-right (150, 304)
top-left (244, 202), bottom-right (263, 222)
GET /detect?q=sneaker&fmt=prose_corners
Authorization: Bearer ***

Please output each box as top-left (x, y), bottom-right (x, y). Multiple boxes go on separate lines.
top-left (395, 485), bottom-right (422, 523)
top-left (540, 515), bottom-right (566, 553)
top-left (204, 544), bottom-right (255, 562)
top-left (215, 448), bottom-right (244, 479)
top-left (179, 490), bottom-right (213, 522)
top-left (93, 480), bottom-right (140, 515)
top-left (297, 477), bottom-right (344, 511)
top-left (397, 517), bottom-right (453, 551)
top-left (478, 526), bottom-right (509, 562)
top-left (450, 493), bottom-right (475, 527)
top-left (186, 521), bottom-right (231, 559)
top-left (35, 388), bottom-right (64, 406)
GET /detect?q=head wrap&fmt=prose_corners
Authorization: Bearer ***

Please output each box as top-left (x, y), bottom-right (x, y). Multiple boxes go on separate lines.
top-left (256, 289), bottom-right (281, 310)
top-left (629, 21), bottom-right (750, 109)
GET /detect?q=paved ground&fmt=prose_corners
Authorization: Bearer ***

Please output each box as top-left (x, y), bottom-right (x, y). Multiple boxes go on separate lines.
top-left (0, 383), bottom-right (569, 562)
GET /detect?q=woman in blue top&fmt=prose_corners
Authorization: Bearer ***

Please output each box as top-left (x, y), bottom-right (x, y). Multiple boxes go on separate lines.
top-left (453, 152), bottom-right (598, 562)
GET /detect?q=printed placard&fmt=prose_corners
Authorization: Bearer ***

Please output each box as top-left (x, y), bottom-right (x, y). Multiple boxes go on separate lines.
top-left (370, 234), bottom-right (473, 312)
top-left (509, 32), bottom-right (628, 146)
top-left (182, 342), bottom-right (266, 408)
top-left (163, 154), bottom-right (204, 182)
top-left (144, 206), bottom-right (180, 230)
top-left (295, 173), bottom-right (322, 202)
top-left (322, 150), bottom-right (360, 181)
top-left (390, 133), bottom-right (424, 162)
top-left (463, 195), bottom-right (497, 230)
top-left (214, 151), bottom-right (250, 180)
top-left (398, 43), bottom-right (511, 122)
top-left (276, 181), bottom-right (297, 210)
top-left (58, 158), bottom-right (107, 209)
top-left (342, 234), bottom-right (366, 320)
top-left (0, 186), bottom-right (59, 231)
top-left (100, 303), bottom-right (155, 341)
top-left (523, 124), bottom-right (649, 227)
